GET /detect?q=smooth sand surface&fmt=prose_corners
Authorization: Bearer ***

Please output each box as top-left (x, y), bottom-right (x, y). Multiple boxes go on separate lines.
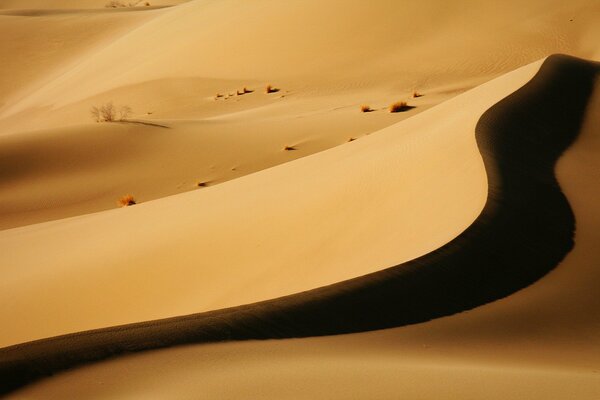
top-left (0, 60), bottom-right (539, 347)
top-left (5, 55), bottom-right (599, 400)
top-left (1, 0), bottom-right (599, 398)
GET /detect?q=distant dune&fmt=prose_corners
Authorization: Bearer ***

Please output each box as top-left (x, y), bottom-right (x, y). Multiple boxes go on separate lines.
top-left (0, 0), bottom-right (599, 398)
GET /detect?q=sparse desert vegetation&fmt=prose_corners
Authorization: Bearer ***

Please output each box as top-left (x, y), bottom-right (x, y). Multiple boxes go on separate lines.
top-left (412, 91), bottom-right (423, 98)
top-left (360, 105), bottom-right (372, 113)
top-left (117, 195), bottom-right (136, 207)
top-left (90, 102), bottom-right (132, 122)
top-left (265, 84), bottom-right (279, 94)
top-left (196, 181), bottom-right (209, 187)
top-left (283, 145), bottom-right (297, 151)
top-left (389, 101), bottom-right (409, 113)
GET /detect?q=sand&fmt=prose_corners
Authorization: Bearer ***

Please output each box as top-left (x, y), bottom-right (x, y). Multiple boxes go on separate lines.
top-left (1, 0), bottom-right (599, 398)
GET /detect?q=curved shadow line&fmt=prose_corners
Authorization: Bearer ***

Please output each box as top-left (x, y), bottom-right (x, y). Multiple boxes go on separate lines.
top-left (1, 54), bottom-right (598, 395)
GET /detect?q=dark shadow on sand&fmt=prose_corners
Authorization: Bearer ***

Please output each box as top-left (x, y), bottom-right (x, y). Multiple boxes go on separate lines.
top-left (117, 119), bottom-right (171, 129)
top-left (1, 54), bottom-right (598, 395)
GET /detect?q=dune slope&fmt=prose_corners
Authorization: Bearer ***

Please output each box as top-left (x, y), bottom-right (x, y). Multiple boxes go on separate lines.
top-left (1, 0), bottom-right (598, 230)
top-left (0, 54), bottom-right (547, 348)
top-left (1, 54), bottom-right (597, 396)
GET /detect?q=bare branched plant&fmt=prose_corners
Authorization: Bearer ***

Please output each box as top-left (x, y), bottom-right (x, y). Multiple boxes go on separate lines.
top-left (101, 102), bottom-right (116, 122)
top-left (90, 102), bottom-right (133, 122)
top-left (90, 106), bottom-right (101, 122)
top-left (119, 105), bottom-right (132, 120)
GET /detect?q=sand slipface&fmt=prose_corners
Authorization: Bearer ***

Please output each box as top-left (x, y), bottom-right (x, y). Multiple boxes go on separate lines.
top-left (1, 54), bottom-right (598, 396)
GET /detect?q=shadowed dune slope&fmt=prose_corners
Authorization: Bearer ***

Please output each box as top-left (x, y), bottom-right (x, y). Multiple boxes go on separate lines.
top-left (1, 54), bottom-right (597, 395)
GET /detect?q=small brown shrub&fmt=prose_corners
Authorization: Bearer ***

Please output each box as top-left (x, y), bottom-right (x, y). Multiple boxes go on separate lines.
top-left (389, 101), bottom-right (409, 113)
top-left (265, 84), bottom-right (279, 94)
top-left (360, 105), bottom-right (372, 113)
top-left (118, 195), bottom-right (136, 207)
top-left (283, 145), bottom-right (296, 151)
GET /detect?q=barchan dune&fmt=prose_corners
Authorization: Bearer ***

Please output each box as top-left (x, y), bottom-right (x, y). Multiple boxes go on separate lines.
top-left (0, 0), bottom-right (599, 398)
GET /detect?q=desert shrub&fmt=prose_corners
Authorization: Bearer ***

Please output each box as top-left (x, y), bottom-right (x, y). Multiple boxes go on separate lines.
top-left (360, 104), bottom-right (372, 112)
top-left (119, 105), bottom-right (132, 120)
top-left (265, 84), bottom-right (279, 94)
top-left (389, 101), bottom-right (409, 113)
top-left (90, 102), bottom-right (133, 122)
top-left (283, 145), bottom-right (296, 151)
top-left (90, 106), bottom-right (101, 122)
top-left (412, 91), bottom-right (422, 98)
top-left (118, 195), bottom-right (136, 207)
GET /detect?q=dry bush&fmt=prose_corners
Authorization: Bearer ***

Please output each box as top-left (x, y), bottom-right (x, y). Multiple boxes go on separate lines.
top-left (118, 195), bottom-right (136, 207)
top-left (389, 101), bottom-right (409, 113)
top-left (360, 104), bottom-right (372, 113)
top-left (90, 106), bottom-right (101, 122)
top-left (412, 91), bottom-right (422, 98)
top-left (119, 105), bottom-right (132, 120)
top-left (265, 84), bottom-right (279, 94)
top-left (90, 102), bottom-right (133, 122)
top-left (102, 102), bottom-right (116, 121)
top-left (283, 145), bottom-right (296, 151)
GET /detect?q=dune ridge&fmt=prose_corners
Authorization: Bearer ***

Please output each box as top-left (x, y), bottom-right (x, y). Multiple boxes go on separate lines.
top-left (1, 54), bottom-right (597, 395)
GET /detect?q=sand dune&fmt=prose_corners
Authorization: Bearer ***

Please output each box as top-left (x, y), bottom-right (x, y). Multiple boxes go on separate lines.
top-left (2, 54), bottom-right (598, 396)
top-left (0, 56), bottom-right (542, 348)
top-left (0, 0), bottom-right (598, 230)
top-left (1, 0), bottom-right (600, 398)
